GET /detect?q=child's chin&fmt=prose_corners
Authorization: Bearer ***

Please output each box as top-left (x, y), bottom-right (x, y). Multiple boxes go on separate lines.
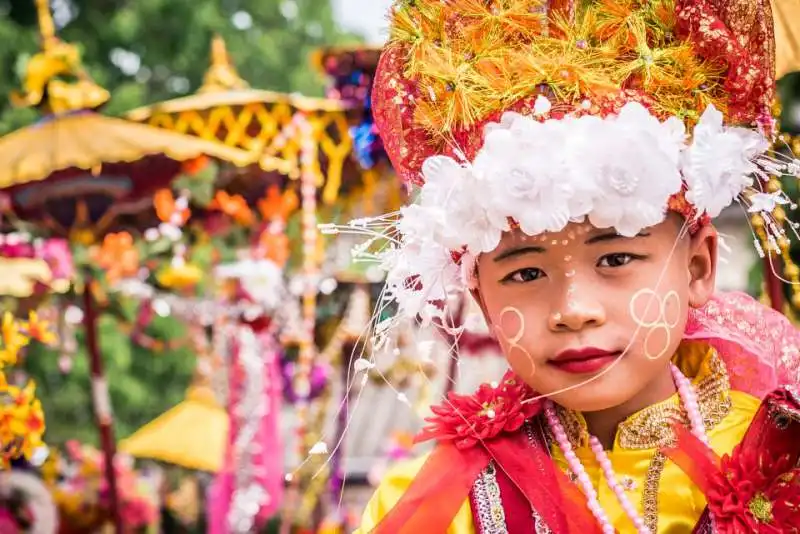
top-left (548, 385), bottom-right (634, 414)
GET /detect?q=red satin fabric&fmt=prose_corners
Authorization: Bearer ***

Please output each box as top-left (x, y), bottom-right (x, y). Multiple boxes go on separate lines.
top-left (374, 427), bottom-right (603, 534)
top-left (661, 425), bottom-right (721, 495)
top-left (372, 443), bottom-right (491, 534)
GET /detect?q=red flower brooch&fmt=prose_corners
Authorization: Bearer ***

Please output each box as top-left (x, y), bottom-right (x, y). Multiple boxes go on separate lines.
top-left (708, 445), bottom-right (800, 533)
top-left (415, 371), bottom-right (541, 450)
top-left (664, 426), bottom-right (800, 533)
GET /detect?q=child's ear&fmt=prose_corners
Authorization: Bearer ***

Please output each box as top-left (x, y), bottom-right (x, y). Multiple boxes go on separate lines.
top-left (687, 224), bottom-right (717, 308)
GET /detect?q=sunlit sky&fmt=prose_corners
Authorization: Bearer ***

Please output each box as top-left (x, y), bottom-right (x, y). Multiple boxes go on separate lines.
top-left (332, 0), bottom-right (392, 44)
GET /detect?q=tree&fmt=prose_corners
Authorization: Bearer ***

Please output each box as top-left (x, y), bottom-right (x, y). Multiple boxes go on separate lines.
top-left (3, 0), bottom-right (363, 445)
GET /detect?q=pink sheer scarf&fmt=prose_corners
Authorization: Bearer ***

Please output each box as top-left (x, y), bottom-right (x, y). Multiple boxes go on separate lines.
top-left (685, 291), bottom-right (800, 398)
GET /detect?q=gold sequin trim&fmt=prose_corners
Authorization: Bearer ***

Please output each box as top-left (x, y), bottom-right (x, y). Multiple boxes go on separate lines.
top-left (638, 350), bottom-right (732, 532)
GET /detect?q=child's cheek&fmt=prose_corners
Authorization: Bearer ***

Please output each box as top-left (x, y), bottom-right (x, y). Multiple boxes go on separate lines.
top-left (493, 306), bottom-right (538, 381)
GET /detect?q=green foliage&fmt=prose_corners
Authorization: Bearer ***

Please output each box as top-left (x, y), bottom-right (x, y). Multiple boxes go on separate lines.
top-left (23, 309), bottom-right (198, 446)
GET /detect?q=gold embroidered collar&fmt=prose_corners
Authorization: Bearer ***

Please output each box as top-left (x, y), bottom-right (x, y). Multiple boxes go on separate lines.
top-left (556, 342), bottom-right (733, 450)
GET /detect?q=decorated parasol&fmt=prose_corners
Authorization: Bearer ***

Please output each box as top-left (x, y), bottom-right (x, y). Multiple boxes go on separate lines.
top-left (126, 35), bottom-right (356, 206)
top-left (118, 383), bottom-right (228, 473)
top-left (0, 2), bottom-right (254, 532)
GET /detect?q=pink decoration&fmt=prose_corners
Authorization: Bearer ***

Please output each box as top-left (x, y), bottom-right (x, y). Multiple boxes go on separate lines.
top-left (208, 327), bottom-right (284, 534)
top-left (0, 509), bottom-right (21, 534)
top-left (685, 292), bottom-right (800, 397)
top-left (256, 331), bottom-right (284, 521)
top-left (40, 238), bottom-right (74, 282)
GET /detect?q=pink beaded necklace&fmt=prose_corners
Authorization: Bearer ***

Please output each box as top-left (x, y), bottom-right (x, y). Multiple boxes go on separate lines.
top-left (544, 363), bottom-right (709, 534)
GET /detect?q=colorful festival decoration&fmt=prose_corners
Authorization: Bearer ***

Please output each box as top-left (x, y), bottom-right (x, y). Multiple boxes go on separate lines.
top-left (0, 312), bottom-right (52, 469)
top-left (0, 2), bottom-right (253, 529)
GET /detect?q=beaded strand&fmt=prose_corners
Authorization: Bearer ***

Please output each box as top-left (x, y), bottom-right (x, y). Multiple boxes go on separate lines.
top-left (544, 363), bottom-right (709, 534)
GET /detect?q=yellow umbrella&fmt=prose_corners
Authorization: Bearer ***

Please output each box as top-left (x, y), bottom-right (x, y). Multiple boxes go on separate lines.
top-left (119, 385), bottom-right (229, 473)
top-left (774, 0), bottom-right (800, 79)
top-left (0, 112), bottom-right (253, 190)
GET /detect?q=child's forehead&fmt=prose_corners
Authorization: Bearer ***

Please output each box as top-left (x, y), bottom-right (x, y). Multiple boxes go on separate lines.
top-left (495, 222), bottom-right (606, 251)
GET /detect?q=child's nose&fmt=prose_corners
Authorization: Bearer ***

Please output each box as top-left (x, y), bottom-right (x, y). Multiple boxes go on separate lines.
top-left (548, 289), bottom-right (607, 331)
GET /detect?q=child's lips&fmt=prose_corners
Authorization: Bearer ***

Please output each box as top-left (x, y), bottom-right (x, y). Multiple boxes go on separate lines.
top-left (548, 348), bottom-right (622, 374)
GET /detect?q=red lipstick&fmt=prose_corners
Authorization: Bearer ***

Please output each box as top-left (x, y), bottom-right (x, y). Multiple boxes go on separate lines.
top-left (549, 347), bottom-right (620, 374)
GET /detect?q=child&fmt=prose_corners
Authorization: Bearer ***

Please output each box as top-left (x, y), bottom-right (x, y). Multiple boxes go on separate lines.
top-left (348, 0), bottom-right (800, 532)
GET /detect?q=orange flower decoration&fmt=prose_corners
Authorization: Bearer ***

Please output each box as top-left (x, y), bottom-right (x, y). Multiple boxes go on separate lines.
top-left (1, 381), bottom-right (46, 467)
top-left (23, 311), bottom-right (57, 346)
top-left (181, 155), bottom-right (209, 175)
top-left (154, 189), bottom-right (190, 225)
top-left (257, 231), bottom-right (290, 267)
top-left (210, 191), bottom-right (254, 226)
top-left (258, 186), bottom-right (298, 222)
top-left (90, 232), bottom-right (139, 283)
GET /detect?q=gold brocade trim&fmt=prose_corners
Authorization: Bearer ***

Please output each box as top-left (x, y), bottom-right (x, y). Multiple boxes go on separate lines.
top-left (643, 452), bottom-right (667, 534)
top-left (619, 350), bottom-right (731, 450)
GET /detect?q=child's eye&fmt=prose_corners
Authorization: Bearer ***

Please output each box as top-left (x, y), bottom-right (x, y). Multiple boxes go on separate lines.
top-left (597, 253), bottom-right (638, 268)
top-left (502, 267), bottom-right (545, 283)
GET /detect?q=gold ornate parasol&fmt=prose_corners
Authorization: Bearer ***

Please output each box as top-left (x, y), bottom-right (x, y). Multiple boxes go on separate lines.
top-left (0, 12), bottom-right (253, 193)
top-left (125, 36), bottom-right (354, 203)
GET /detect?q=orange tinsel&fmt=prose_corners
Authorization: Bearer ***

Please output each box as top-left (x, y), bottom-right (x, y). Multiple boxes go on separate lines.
top-left (257, 185), bottom-right (298, 222)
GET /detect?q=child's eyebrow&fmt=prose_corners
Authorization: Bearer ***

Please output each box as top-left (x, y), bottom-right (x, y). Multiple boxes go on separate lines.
top-left (493, 245), bottom-right (546, 262)
top-left (585, 230), bottom-right (651, 245)
top-left (493, 230), bottom-right (652, 261)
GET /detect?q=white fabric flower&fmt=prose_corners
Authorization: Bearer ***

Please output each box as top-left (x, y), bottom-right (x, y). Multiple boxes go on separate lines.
top-left (533, 95), bottom-right (552, 116)
top-left (380, 238), bottom-right (461, 320)
top-left (580, 103), bottom-right (684, 236)
top-left (474, 118), bottom-right (588, 237)
top-left (682, 105), bottom-right (770, 218)
top-left (420, 155), bottom-right (507, 253)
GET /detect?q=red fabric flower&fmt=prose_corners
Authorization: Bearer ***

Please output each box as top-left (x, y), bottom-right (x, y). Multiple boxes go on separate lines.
top-left (416, 371), bottom-right (541, 449)
top-left (705, 444), bottom-right (800, 533)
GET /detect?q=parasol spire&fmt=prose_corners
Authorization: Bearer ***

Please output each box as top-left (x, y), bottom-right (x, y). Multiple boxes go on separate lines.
top-left (198, 34), bottom-right (250, 93)
top-left (11, 0), bottom-right (110, 113)
top-left (35, 0), bottom-right (57, 50)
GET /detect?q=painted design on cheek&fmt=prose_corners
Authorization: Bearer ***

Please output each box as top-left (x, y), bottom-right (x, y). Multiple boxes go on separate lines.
top-left (494, 306), bottom-right (537, 381)
top-left (629, 289), bottom-right (682, 361)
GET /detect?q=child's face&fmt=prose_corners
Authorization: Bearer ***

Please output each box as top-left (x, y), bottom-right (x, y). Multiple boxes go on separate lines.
top-left (474, 215), bottom-right (717, 413)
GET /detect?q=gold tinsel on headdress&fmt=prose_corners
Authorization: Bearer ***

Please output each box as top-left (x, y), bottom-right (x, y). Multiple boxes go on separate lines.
top-left (386, 0), bottom-right (728, 134)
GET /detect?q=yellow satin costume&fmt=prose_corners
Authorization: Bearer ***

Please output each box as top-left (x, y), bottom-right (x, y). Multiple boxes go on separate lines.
top-left (357, 342), bottom-right (759, 533)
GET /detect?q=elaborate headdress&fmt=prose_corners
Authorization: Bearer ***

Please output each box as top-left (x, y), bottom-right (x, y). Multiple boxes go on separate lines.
top-left (325, 1), bottom-right (800, 335)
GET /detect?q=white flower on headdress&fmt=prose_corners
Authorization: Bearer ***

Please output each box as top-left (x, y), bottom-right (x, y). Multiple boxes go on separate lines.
top-left (420, 156), bottom-right (507, 253)
top-left (682, 105), bottom-right (770, 218)
top-left (381, 238), bottom-right (461, 321)
top-left (475, 117), bottom-right (588, 236)
top-left (583, 103), bottom-right (684, 236)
